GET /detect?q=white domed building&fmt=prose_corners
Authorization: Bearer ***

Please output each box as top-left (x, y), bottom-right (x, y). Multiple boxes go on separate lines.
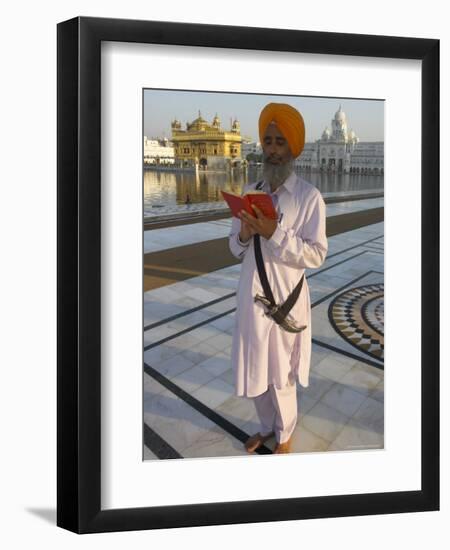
top-left (321, 127), bottom-right (331, 141)
top-left (296, 106), bottom-right (384, 175)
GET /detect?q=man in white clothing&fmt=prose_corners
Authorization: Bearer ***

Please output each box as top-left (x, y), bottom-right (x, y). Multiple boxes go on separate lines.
top-left (228, 102), bottom-right (328, 454)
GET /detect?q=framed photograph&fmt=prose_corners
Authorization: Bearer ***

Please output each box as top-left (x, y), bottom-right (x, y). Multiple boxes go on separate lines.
top-left (57, 16), bottom-right (439, 533)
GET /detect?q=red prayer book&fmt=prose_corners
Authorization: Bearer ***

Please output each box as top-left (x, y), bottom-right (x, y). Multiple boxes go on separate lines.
top-left (221, 190), bottom-right (277, 220)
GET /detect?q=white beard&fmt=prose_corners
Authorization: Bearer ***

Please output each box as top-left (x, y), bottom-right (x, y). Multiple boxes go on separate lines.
top-left (262, 157), bottom-right (295, 190)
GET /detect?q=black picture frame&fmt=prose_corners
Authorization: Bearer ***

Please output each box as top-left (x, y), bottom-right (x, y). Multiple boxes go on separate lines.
top-left (57, 16), bottom-right (439, 533)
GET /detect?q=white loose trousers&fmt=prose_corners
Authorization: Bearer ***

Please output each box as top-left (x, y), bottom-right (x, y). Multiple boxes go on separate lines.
top-left (253, 380), bottom-right (298, 444)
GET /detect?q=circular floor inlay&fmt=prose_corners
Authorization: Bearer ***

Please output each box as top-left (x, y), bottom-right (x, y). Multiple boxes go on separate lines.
top-left (328, 283), bottom-right (384, 362)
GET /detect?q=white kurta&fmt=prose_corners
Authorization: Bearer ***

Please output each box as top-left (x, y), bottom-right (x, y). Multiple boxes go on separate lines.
top-left (229, 172), bottom-right (328, 397)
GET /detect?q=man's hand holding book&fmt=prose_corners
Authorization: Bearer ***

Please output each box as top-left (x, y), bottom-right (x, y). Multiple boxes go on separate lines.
top-left (221, 189), bottom-right (278, 241)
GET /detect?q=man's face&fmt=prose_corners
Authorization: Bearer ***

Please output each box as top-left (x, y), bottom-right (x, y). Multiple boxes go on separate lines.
top-left (261, 123), bottom-right (293, 165)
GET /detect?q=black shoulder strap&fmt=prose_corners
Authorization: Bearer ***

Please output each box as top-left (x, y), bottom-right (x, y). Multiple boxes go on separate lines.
top-left (253, 180), bottom-right (276, 304)
top-left (254, 234), bottom-right (276, 305)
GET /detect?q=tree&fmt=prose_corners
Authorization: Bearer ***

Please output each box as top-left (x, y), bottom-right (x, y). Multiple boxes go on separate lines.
top-left (246, 152), bottom-right (263, 163)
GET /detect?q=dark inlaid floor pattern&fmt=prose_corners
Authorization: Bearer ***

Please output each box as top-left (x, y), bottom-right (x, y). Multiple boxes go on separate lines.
top-left (328, 283), bottom-right (384, 362)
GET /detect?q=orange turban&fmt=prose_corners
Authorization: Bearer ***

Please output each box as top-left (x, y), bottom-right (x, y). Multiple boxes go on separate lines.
top-left (258, 102), bottom-right (305, 158)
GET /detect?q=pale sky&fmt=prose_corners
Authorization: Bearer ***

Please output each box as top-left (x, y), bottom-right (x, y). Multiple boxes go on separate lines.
top-left (143, 89), bottom-right (384, 143)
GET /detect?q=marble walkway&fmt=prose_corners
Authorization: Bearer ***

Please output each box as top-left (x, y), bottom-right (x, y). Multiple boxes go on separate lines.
top-left (143, 220), bottom-right (384, 460)
top-left (144, 196), bottom-right (384, 254)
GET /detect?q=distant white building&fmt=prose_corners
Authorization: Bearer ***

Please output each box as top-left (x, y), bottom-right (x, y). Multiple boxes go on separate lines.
top-left (143, 137), bottom-right (175, 165)
top-left (242, 140), bottom-right (262, 159)
top-left (295, 106), bottom-right (384, 175)
top-left (349, 142), bottom-right (384, 174)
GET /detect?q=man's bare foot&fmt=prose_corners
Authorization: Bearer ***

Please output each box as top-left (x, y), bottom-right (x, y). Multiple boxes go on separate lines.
top-left (273, 438), bottom-right (292, 454)
top-left (244, 431), bottom-right (275, 453)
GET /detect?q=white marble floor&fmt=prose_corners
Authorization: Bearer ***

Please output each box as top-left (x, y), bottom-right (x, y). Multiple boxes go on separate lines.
top-left (143, 221), bottom-right (384, 459)
top-left (144, 197), bottom-right (384, 254)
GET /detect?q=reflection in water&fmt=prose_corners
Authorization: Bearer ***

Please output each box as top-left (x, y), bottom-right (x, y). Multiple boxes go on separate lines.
top-left (143, 167), bottom-right (384, 206)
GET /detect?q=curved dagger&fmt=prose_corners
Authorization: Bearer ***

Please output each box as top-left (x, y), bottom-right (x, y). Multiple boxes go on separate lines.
top-left (254, 294), bottom-right (307, 334)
